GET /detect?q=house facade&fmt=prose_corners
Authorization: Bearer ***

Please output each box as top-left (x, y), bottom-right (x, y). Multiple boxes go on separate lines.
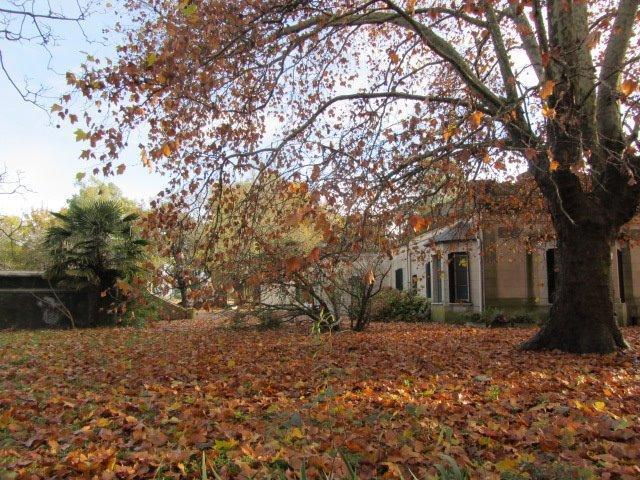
top-left (383, 221), bottom-right (640, 326)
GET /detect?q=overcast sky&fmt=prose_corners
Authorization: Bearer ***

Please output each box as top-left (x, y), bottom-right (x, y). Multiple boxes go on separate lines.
top-left (0, 2), bottom-right (165, 216)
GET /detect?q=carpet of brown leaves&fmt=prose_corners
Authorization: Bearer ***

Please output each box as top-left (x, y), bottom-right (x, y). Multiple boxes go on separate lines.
top-left (1, 320), bottom-right (639, 479)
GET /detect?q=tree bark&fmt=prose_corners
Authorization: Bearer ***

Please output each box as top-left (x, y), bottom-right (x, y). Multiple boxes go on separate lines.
top-left (521, 223), bottom-right (628, 353)
top-left (177, 280), bottom-right (190, 308)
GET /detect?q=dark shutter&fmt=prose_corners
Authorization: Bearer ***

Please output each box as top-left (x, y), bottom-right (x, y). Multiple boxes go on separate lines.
top-left (395, 268), bottom-right (404, 291)
top-left (546, 248), bottom-right (556, 303)
top-left (426, 262), bottom-right (432, 299)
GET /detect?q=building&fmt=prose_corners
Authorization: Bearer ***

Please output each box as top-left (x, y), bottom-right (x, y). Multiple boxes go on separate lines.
top-left (383, 219), bottom-right (640, 325)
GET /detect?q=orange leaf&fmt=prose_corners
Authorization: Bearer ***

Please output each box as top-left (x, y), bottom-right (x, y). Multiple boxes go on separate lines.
top-left (541, 105), bottom-right (556, 119)
top-left (308, 247), bottom-right (321, 263)
top-left (116, 164), bottom-right (126, 175)
top-left (443, 124), bottom-right (457, 142)
top-left (408, 215), bottom-right (429, 233)
top-left (285, 256), bottom-right (303, 274)
top-left (549, 159), bottom-right (560, 171)
top-left (469, 111), bottom-right (484, 129)
top-left (620, 79), bottom-right (637, 97)
top-left (162, 143), bottom-right (172, 156)
top-left (540, 80), bottom-right (555, 100)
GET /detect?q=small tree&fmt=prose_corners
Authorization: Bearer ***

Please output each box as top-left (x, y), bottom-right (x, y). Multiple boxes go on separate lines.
top-left (45, 199), bottom-right (147, 324)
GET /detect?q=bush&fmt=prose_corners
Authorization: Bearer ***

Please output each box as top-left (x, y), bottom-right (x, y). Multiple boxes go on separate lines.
top-left (371, 287), bottom-right (430, 323)
top-left (445, 311), bottom-right (482, 325)
top-left (256, 309), bottom-right (283, 330)
top-left (484, 308), bottom-right (549, 327)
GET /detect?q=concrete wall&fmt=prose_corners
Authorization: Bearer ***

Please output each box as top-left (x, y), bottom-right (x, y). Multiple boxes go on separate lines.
top-left (386, 239), bottom-right (482, 321)
top-left (0, 272), bottom-right (94, 329)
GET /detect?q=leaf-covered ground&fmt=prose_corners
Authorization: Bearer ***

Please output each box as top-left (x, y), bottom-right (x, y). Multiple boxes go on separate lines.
top-left (1, 320), bottom-right (639, 479)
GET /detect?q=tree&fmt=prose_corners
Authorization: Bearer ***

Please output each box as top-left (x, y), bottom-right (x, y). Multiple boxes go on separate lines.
top-left (1, 0), bottom-right (96, 105)
top-left (45, 199), bottom-right (147, 324)
top-left (0, 209), bottom-right (52, 270)
top-left (67, 1), bottom-right (640, 353)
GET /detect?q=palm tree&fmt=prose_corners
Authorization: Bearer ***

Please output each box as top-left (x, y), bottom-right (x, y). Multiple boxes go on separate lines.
top-left (44, 199), bottom-right (147, 324)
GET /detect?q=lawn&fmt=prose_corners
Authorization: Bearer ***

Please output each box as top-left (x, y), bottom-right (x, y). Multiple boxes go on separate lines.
top-left (0, 320), bottom-right (639, 479)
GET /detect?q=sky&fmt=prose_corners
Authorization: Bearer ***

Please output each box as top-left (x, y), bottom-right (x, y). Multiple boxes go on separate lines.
top-left (0, 2), bottom-right (165, 216)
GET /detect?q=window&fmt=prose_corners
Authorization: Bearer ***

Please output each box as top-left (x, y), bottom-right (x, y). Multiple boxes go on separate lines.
top-left (395, 268), bottom-right (404, 291)
top-left (425, 261), bottom-right (432, 299)
top-left (546, 248), bottom-right (556, 303)
top-left (617, 249), bottom-right (626, 303)
top-left (448, 252), bottom-right (470, 303)
top-left (411, 274), bottom-right (418, 295)
top-left (433, 256), bottom-right (443, 303)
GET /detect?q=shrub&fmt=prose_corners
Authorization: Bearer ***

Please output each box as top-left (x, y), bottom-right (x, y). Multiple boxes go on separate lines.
top-left (371, 287), bottom-right (430, 323)
top-left (256, 309), bottom-right (283, 330)
top-left (445, 311), bottom-right (482, 325)
top-left (484, 308), bottom-right (549, 328)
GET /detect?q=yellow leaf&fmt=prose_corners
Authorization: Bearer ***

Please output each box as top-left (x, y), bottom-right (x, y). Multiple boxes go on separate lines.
top-left (47, 439), bottom-right (59, 455)
top-left (96, 417), bottom-right (111, 428)
top-left (364, 269), bottom-right (375, 285)
top-left (407, 0), bottom-right (417, 14)
top-left (540, 80), bottom-right (555, 100)
top-left (146, 52), bottom-right (158, 67)
top-left (284, 427), bottom-right (304, 442)
top-left (593, 401), bottom-right (606, 412)
top-left (495, 457), bottom-right (519, 473)
top-left (227, 359), bottom-right (236, 368)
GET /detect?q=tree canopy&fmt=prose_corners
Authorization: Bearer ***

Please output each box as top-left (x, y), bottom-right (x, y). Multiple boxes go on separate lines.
top-left (62, 0), bottom-right (640, 352)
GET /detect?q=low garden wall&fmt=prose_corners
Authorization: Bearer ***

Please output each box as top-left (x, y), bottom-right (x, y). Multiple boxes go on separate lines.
top-left (0, 271), bottom-right (94, 328)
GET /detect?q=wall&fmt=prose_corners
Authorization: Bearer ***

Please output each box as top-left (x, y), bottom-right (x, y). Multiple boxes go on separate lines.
top-left (0, 271), bottom-right (94, 328)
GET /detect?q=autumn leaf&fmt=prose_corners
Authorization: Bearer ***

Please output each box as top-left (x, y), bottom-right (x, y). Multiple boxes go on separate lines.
top-left (364, 269), bottom-right (375, 285)
top-left (541, 105), bottom-right (556, 119)
top-left (162, 143), bottom-right (172, 156)
top-left (284, 256), bottom-right (303, 274)
top-left (74, 128), bottom-right (90, 142)
top-left (549, 159), bottom-right (560, 172)
top-left (116, 164), bottom-right (126, 175)
top-left (620, 79), bottom-right (637, 97)
top-left (443, 124), bottom-right (457, 142)
top-left (182, 3), bottom-right (198, 17)
top-left (540, 80), bottom-right (556, 100)
top-left (310, 165), bottom-right (321, 181)
top-left (75, 172), bottom-right (86, 182)
top-left (307, 247), bottom-right (321, 262)
top-left (408, 215), bottom-right (429, 233)
top-left (406, 0), bottom-right (417, 14)
top-left (50, 103), bottom-right (63, 113)
top-left (469, 111), bottom-right (484, 129)
top-left (145, 52), bottom-right (158, 67)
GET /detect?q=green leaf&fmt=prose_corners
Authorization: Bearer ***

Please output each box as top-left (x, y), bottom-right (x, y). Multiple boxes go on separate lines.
top-left (74, 129), bottom-right (90, 142)
top-left (182, 3), bottom-right (197, 16)
top-left (75, 172), bottom-right (86, 182)
top-left (146, 52), bottom-right (158, 67)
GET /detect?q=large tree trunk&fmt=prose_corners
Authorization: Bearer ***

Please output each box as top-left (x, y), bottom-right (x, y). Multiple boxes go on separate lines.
top-left (522, 223), bottom-right (628, 353)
